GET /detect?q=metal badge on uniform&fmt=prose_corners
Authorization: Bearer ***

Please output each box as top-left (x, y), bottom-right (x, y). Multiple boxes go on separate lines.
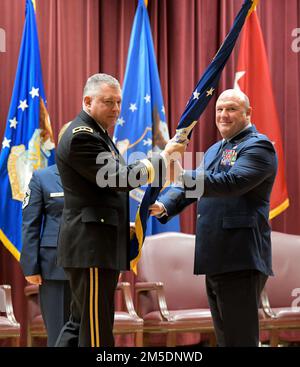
top-left (220, 149), bottom-right (237, 166)
top-left (22, 188), bottom-right (31, 209)
top-left (50, 192), bottom-right (64, 198)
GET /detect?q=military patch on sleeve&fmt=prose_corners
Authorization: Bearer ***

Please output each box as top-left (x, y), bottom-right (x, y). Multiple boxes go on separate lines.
top-left (72, 126), bottom-right (93, 135)
top-left (22, 188), bottom-right (31, 210)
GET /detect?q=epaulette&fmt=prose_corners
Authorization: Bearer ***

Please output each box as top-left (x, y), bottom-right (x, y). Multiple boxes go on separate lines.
top-left (72, 126), bottom-right (93, 135)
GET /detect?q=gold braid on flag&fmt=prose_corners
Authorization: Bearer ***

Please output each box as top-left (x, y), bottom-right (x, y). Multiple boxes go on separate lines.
top-left (144, 0), bottom-right (148, 7)
top-left (130, 208), bottom-right (144, 274)
top-left (248, 0), bottom-right (259, 16)
top-left (140, 159), bottom-right (155, 184)
top-left (269, 200), bottom-right (289, 220)
top-left (0, 230), bottom-right (21, 261)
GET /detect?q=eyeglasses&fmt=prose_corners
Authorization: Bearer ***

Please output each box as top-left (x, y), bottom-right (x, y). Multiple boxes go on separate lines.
top-left (100, 99), bottom-right (121, 108)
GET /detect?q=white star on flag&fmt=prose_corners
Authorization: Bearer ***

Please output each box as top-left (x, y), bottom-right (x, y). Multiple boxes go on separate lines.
top-left (233, 71), bottom-right (246, 91)
top-left (9, 117), bottom-right (18, 129)
top-left (117, 117), bottom-right (125, 126)
top-left (129, 103), bottom-right (137, 112)
top-left (193, 90), bottom-right (200, 100)
top-left (161, 106), bottom-right (165, 114)
top-left (144, 94), bottom-right (151, 103)
top-left (18, 99), bottom-right (28, 111)
top-left (29, 86), bottom-right (39, 98)
top-left (206, 87), bottom-right (215, 97)
top-left (2, 137), bottom-right (11, 149)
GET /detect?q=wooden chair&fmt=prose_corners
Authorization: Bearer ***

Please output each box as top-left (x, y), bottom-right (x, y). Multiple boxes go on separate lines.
top-left (24, 281), bottom-right (143, 347)
top-left (24, 284), bottom-right (47, 346)
top-left (114, 282), bottom-right (144, 347)
top-left (259, 231), bottom-right (300, 346)
top-left (135, 232), bottom-right (215, 347)
top-left (0, 284), bottom-right (21, 346)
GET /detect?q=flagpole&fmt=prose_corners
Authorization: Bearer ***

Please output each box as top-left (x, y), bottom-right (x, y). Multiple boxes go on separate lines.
top-left (247, 0), bottom-right (259, 16)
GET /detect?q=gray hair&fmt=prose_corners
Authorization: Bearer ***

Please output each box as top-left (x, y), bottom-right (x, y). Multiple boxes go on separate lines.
top-left (83, 73), bottom-right (120, 98)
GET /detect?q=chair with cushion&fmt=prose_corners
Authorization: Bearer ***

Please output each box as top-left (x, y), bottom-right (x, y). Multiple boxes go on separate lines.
top-left (24, 281), bottom-right (143, 347)
top-left (0, 284), bottom-right (21, 346)
top-left (135, 232), bottom-right (215, 347)
top-left (260, 231), bottom-right (300, 346)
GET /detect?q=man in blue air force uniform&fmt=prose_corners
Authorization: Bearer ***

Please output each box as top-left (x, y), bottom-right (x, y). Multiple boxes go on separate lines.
top-left (150, 89), bottom-right (278, 347)
top-left (21, 133), bottom-right (71, 347)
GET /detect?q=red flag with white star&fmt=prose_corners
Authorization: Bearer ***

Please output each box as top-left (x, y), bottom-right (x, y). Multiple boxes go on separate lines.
top-left (234, 9), bottom-right (289, 219)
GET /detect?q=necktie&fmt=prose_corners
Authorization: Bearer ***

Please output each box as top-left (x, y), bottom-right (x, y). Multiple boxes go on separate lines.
top-left (221, 139), bottom-right (229, 150)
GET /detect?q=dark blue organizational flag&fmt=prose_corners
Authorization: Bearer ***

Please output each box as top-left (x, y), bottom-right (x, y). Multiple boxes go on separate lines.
top-left (0, 0), bottom-right (55, 259)
top-left (113, 0), bottom-right (181, 271)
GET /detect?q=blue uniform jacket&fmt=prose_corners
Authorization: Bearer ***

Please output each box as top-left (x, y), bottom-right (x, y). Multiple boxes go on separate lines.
top-left (20, 164), bottom-right (67, 280)
top-left (159, 126), bottom-right (278, 276)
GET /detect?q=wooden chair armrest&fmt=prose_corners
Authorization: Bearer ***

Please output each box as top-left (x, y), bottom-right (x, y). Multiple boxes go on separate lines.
top-left (0, 284), bottom-right (19, 325)
top-left (135, 281), bottom-right (164, 292)
top-left (116, 282), bottom-right (142, 321)
top-left (135, 281), bottom-right (172, 321)
top-left (261, 288), bottom-right (277, 319)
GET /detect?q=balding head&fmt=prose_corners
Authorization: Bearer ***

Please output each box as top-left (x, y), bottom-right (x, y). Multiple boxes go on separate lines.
top-left (217, 89), bottom-right (250, 109)
top-left (215, 89), bottom-right (252, 139)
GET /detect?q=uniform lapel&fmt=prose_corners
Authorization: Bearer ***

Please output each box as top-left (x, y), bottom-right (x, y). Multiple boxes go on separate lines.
top-left (205, 141), bottom-right (224, 171)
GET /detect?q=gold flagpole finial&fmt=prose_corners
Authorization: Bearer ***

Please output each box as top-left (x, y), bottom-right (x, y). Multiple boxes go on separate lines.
top-left (31, 0), bottom-right (36, 12)
top-left (144, 0), bottom-right (148, 8)
top-left (248, 0), bottom-right (259, 16)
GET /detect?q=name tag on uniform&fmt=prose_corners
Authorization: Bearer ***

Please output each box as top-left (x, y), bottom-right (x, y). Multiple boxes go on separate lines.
top-left (50, 192), bottom-right (64, 197)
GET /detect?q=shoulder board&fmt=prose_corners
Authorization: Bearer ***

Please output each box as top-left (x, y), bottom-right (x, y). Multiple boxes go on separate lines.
top-left (72, 126), bottom-right (93, 134)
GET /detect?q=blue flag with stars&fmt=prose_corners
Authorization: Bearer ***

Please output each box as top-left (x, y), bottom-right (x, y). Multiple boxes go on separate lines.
top-left (113, 0), bottom-right (180, 251)
top-left (127, 0), bottom-right (258, 271)
top-left (0, 0), bottom-right (55, 260)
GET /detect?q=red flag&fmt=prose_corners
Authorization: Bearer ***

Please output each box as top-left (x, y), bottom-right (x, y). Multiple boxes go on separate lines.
top-left (234, 10), bottom-right (289, 219)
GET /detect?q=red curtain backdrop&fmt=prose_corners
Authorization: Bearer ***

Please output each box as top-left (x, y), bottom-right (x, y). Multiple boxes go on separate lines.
top-left (0, 0), bottom-right (299, 346)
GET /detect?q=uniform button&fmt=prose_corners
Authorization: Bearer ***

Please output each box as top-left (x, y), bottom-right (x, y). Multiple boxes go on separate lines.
top-left (100, 218), bottom-right (105, 223)
top-left (197, 214), bottom-right (200, 219)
